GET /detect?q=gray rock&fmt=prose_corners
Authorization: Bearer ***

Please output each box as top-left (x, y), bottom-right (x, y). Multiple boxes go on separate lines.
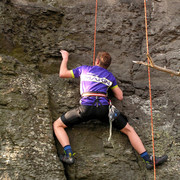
top-left (0, 0), bottom-right (179, 179)
top-left (0, 55), bottom-right (65, 180)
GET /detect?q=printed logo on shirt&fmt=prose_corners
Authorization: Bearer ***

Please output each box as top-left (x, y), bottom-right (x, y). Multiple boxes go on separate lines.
top-left (81, 74), bottom-right (112, 87)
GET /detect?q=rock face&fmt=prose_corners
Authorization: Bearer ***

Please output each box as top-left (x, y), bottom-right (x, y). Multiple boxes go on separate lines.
top-left (0, 0), bottom-right (179, 179)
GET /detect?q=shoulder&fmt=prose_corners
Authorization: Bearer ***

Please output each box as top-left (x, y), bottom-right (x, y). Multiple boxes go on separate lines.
top-left (78, 65), bottom-right (92, 69)
top-left (80, 65), bottom-right (94, 72)
top-left (73, 65), bottom-right (89, 71)
top-left (105, 69), bottom-right (115, 78)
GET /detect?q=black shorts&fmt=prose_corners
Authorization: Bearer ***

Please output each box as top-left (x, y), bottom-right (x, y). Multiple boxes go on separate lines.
top-left (61, 105), bottom-right (128, 130)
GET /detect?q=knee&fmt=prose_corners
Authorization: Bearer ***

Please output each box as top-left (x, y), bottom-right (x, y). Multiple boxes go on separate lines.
top-left (120, 123), bottom-right (135, 135)
top-left (53, 118), bottom-right (66, 130)
top-left (53, 119), bottom-right (59, 130)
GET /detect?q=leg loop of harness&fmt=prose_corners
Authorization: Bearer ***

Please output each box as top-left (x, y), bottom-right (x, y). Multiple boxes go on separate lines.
top-left (82, 92), bottom-right (105, 107)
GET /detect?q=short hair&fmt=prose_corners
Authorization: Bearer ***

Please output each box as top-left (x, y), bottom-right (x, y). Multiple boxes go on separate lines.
top-left (96, 52), bottom-right (112, 69)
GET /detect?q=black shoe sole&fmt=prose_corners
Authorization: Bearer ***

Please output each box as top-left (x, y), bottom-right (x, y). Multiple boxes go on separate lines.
top-left (59, 155), bottom-right (75, 165)
top-left (146, 155), bottom-right (168, 170)
top-left (156, 155), bottom-right (168, 165)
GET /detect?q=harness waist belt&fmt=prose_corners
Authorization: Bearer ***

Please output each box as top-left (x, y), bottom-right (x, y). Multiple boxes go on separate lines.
top-left (82, 92), bottom-right (107, 97)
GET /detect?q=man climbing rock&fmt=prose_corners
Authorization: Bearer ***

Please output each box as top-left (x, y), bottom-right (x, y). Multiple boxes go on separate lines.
top-left (53, 50), bottom-right (168, 170)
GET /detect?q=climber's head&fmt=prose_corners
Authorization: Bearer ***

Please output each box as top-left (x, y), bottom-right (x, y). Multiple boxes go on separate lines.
top-left (95, 52), bottom-right (112, 69)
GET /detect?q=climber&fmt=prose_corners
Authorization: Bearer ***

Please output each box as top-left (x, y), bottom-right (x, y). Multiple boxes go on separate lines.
top-left (53, 50), bottom-right (168, 170)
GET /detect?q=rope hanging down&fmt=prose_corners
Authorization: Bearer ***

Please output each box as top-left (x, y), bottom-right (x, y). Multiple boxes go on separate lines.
top-left (93, 0), bottom-right (98, 66)
top-left (144, 0), bottom-right (156, 179)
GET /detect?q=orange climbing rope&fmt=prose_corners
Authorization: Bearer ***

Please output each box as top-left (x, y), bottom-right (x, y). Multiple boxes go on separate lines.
top-left (93, 0), bottom-right (98, 66)
top-left (144, 0), bottom-right (156, 179)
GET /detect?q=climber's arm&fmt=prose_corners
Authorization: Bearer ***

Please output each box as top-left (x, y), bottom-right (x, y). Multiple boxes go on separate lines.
top-left (111, 86), bottom-right (123, 101)
top-left (59, 50), bottom-right (73, 78)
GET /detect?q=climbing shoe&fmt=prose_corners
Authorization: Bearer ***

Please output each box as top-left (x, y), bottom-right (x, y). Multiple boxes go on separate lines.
top-left (146, 155), bottom-right (168, 170)
top-left (59, 153), bottom-right (75, 165)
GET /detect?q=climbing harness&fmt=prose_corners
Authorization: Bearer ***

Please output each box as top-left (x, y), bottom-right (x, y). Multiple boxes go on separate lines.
top-left (82, 91), bottom-right (120, 141)
top-left (144, 0), bottom-right (156, 178)
top-left (108, 100), bottom-right (120, 141)
top-left (82, 91), bottom-right (107, 107)
top-left (82, 92), bottom-right (107, 98)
